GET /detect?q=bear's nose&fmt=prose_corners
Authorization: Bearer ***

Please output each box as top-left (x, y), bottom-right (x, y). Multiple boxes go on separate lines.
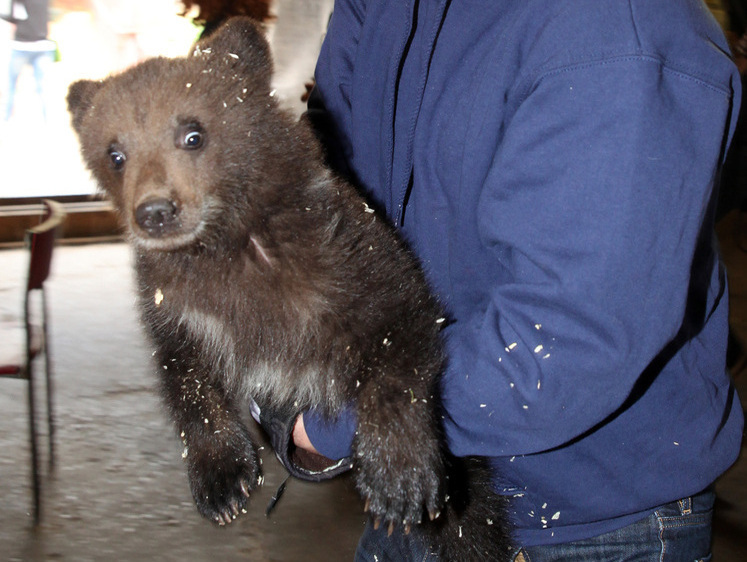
top-left (135, 198), bottom-right (180, 237)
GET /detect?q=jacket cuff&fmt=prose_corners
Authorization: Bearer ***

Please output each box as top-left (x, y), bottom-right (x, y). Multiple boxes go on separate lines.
top-left (251, 399), bottom-right (354, 482)
top-left (303, 406), bottom-right (357, 461)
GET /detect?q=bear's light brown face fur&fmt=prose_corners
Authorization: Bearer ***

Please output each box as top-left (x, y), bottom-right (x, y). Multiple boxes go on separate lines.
top-left (67, 19), bottom-right (315, 252)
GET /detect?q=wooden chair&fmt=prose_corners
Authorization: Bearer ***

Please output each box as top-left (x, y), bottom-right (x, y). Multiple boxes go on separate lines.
top-left (0, 199), bottom-right (66, 524)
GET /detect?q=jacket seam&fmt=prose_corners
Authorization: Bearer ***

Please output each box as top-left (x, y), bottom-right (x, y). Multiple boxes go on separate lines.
top-left (521, 54), bottom-right (733, 106)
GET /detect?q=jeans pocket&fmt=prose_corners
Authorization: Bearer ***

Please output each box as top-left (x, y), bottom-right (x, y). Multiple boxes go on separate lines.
top-left (655, 489), bottom-right (715, 561)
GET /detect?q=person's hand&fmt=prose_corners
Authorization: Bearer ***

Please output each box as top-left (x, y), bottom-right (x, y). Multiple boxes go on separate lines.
top-left (250, 399), bottom-right (352, 482)
top-left (292, 413), bottom-right (319, 454)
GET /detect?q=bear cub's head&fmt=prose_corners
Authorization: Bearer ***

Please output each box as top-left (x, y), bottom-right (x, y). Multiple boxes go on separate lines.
top-left (68, 17), bottom-right (319, 252)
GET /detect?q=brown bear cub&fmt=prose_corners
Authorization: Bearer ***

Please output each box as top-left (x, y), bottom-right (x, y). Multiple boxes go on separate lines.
top-left (67, 17), bottom-right (510, 561)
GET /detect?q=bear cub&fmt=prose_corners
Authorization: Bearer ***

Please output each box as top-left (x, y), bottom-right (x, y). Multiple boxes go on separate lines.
top-left (67, 17), bottom-right (509, 561)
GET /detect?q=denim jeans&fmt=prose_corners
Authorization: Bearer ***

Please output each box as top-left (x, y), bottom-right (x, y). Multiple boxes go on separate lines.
top-left (355, 521), bottom-right (435, 562)
top-left (5, 47), bottom-right (55, 121)
top-left (354, 488), bottom-right (715, 562)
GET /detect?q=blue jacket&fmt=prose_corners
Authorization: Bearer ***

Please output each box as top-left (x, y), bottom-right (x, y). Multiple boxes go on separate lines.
top-left (304, 0), bottom-right (744, 546)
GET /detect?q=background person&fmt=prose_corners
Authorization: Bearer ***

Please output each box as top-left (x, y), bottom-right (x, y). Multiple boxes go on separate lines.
top-left (3, 0), bottom-right (55, 123)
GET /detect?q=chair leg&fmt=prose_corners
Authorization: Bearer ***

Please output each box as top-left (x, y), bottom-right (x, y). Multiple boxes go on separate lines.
top-left (42, 292), bottom-right (55, 470)
top-left (27, 361), bottom-right (41, 525)
top-left (45, 353), bottom-right (55, 471)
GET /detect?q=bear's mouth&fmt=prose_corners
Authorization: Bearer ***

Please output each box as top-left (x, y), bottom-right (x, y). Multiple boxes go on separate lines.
top-left (130, 222), bottom-right (206, 251)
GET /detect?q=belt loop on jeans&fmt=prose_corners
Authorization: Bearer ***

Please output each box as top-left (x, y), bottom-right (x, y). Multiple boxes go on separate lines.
top-left (677, 496), bottom-right (693, 515)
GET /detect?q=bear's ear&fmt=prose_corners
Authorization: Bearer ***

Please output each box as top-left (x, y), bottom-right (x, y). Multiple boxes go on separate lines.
top-left (194, 16), bottom-right (273, 90)
top-left (67, 79), bottom-right (104, 132)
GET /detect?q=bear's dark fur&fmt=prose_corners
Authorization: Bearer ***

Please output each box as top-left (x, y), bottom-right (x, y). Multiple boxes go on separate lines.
top-left (67, 17), bottom-right (510, 560)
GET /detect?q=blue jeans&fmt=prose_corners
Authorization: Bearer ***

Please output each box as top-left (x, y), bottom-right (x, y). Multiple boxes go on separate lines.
top-left (355, 521), bottom-right (435, 562)
top-left (5, 47), bottom-right (55, 121)
top-left (354, 488), bottom-right (715, 562)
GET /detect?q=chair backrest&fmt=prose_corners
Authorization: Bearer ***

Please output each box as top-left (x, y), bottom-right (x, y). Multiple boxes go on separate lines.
top-left (26, 200), bottom-right (66, 291)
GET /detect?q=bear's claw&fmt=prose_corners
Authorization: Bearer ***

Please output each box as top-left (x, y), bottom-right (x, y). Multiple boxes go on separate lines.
top-left (187, 437), bottom-right (260, 526)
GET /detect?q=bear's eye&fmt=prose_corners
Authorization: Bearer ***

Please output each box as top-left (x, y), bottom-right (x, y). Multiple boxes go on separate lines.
top-left (108, 148), bottom-right (126, 170)
top-left (176, 122), bottom-right (206, 150)
top-left (183, 130), bottom-right (203, 149)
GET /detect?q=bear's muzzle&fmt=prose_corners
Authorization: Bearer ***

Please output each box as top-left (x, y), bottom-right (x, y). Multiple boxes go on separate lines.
top-left (135, 198), bottom-right (180, 238)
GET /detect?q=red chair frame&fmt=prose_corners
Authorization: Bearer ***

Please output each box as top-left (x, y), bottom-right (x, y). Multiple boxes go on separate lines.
top-left (0, 199), bottom-right (66, 524)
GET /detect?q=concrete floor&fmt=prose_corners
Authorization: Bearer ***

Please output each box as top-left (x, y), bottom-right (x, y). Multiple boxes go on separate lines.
top-left (0, 214), bottom-right (745, 561)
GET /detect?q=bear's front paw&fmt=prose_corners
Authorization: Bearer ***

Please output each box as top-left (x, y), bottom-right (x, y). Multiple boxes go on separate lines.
top-left (353, 431), bottom-right (444, 534)
top-left (186, 435), bottom-right (261, 525)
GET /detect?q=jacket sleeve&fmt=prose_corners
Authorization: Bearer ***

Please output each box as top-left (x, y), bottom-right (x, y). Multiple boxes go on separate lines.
top-left (440, 55), bottom-right (739, 458)
top-left (305, 0), bottom-right (367, 178)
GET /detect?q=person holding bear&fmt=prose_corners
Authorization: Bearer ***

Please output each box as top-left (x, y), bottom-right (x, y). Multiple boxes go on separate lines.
top-left (289, 0), bottom-right (745, 560)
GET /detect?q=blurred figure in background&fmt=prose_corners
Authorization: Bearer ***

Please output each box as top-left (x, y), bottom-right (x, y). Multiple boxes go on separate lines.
top-left (3, 0), bottom-right (56, 123)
